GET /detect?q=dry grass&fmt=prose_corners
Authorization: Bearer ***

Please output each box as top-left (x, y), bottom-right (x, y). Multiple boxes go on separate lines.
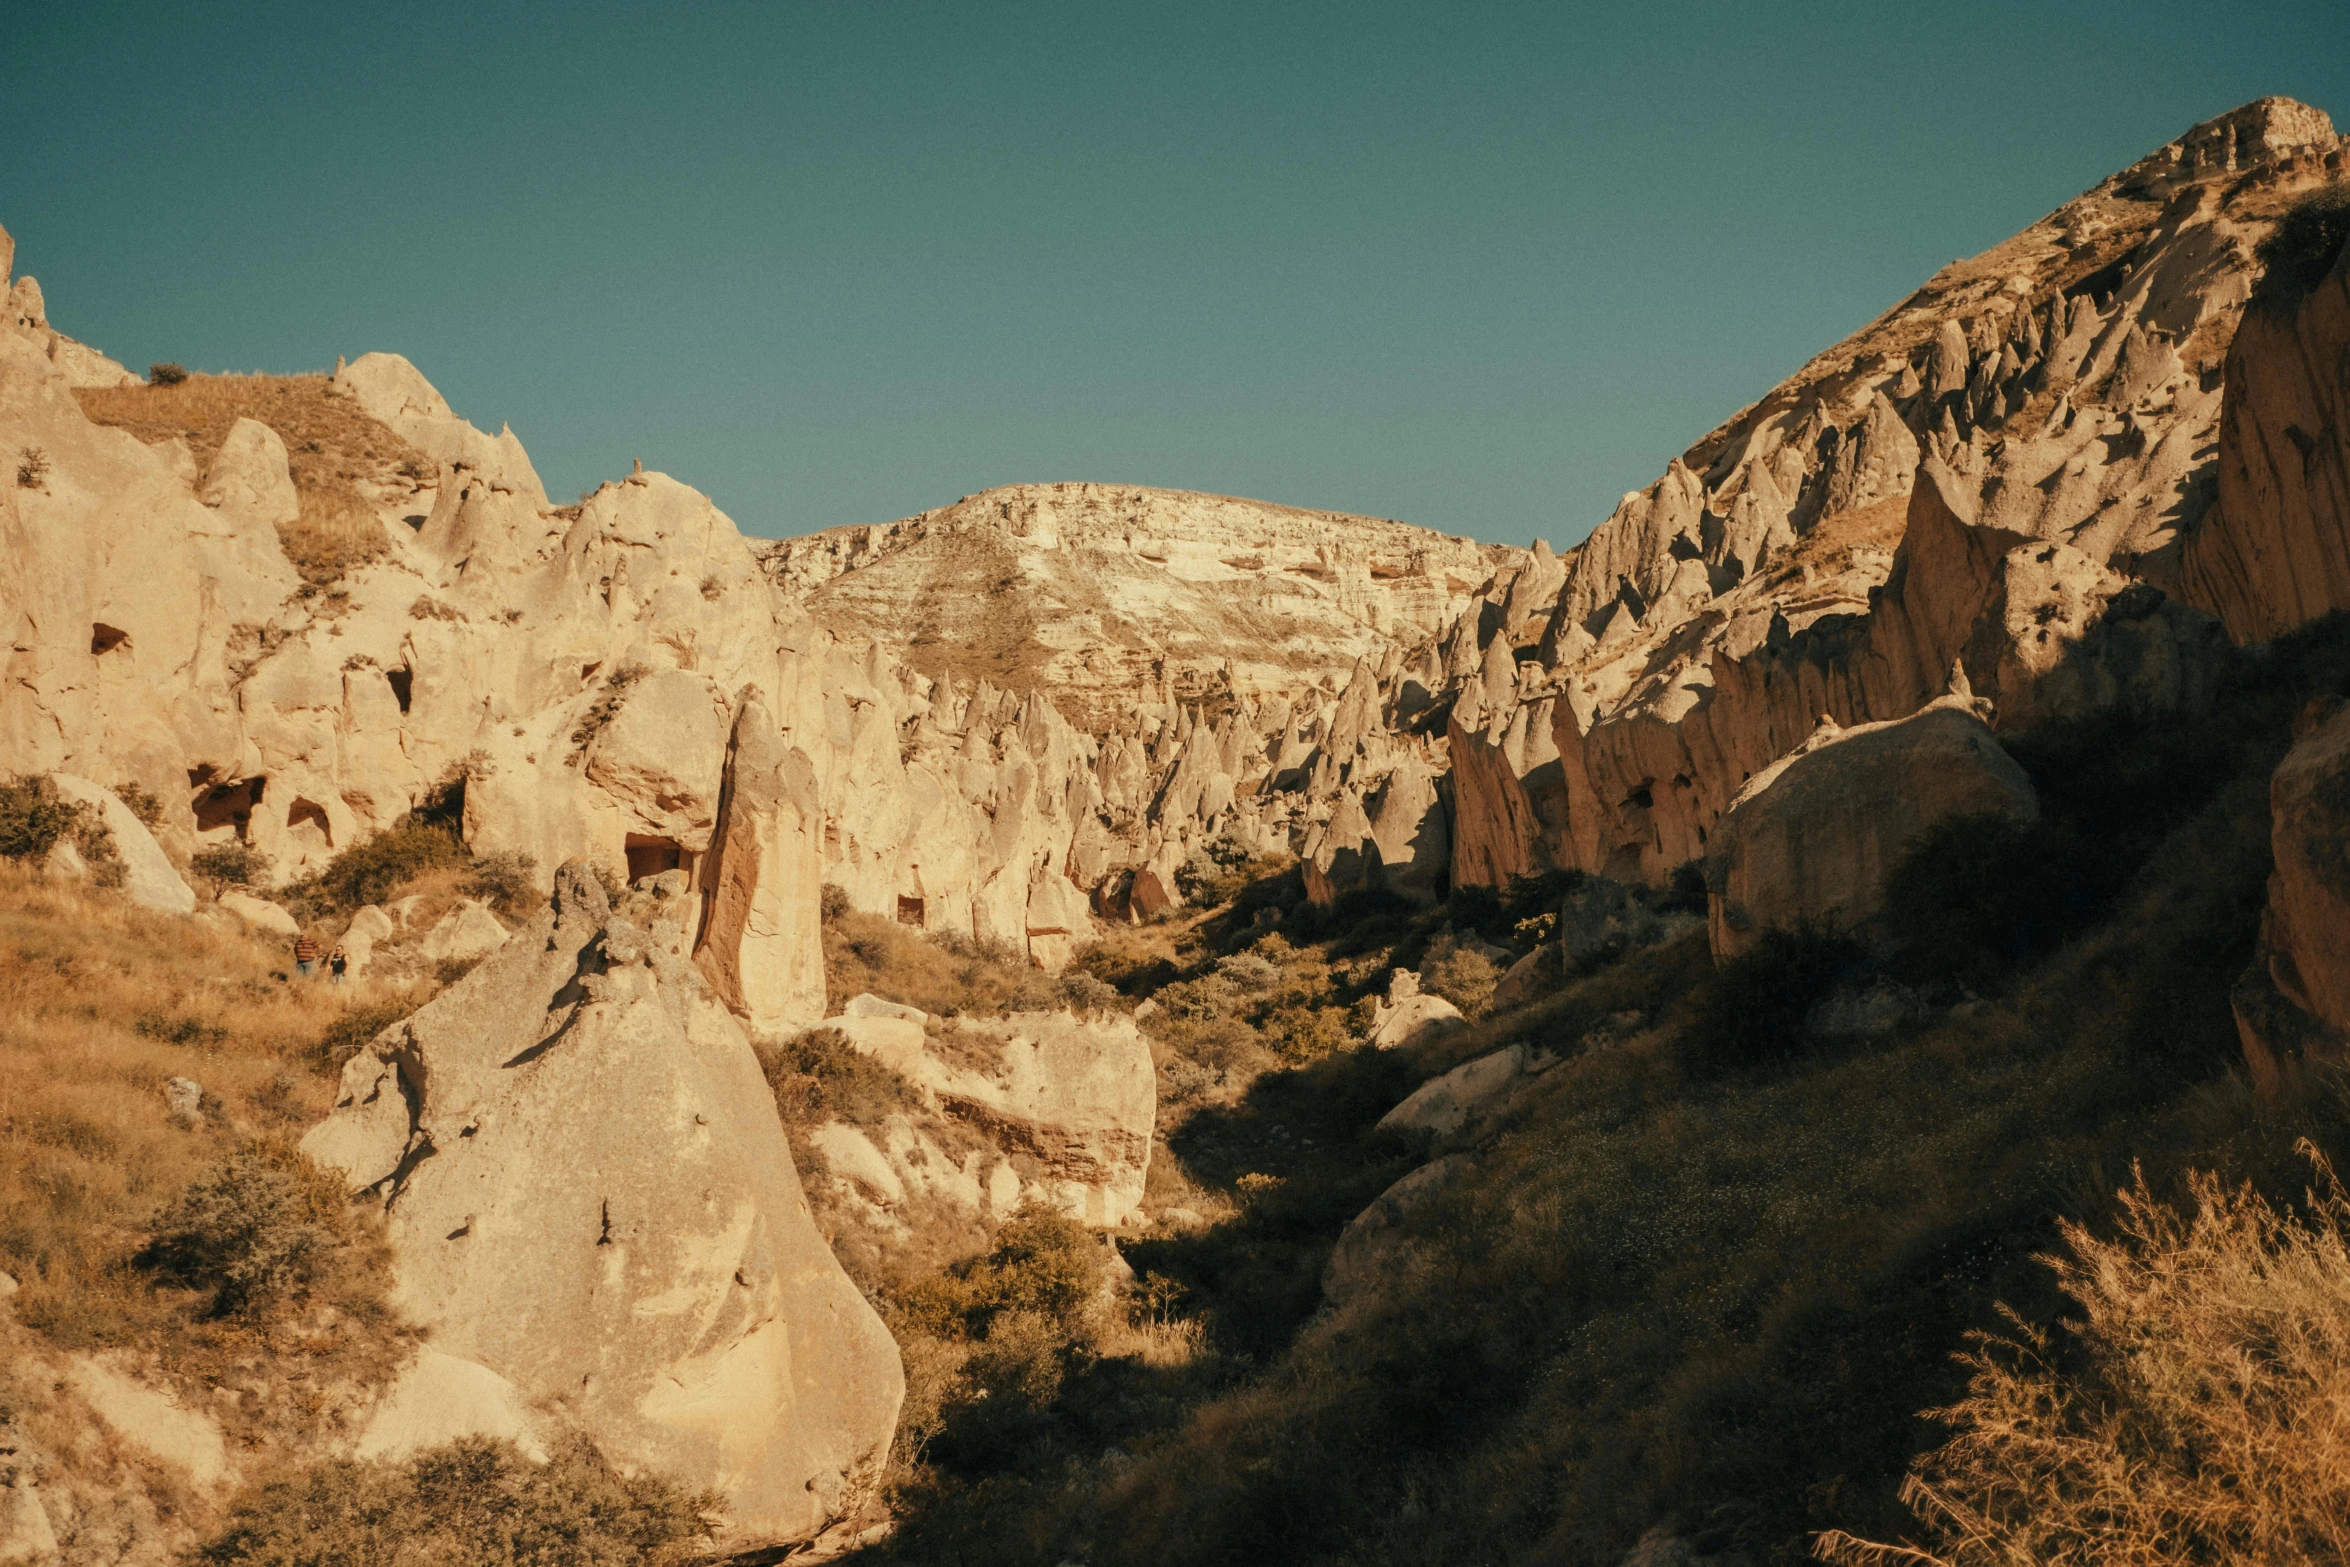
top-left (1818, 1150), bottom-right (2350, 1567)
top-left (822, 908), bottom-right (1063, 1016)
top-left (0, 862), bottom-right (429, 1442)
top-left (74, 373), bottom-right (430, 584)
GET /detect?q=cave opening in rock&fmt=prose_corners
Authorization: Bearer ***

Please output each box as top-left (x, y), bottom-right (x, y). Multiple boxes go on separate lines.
top-left (625, 835), bottom-right (688, 884)
top-left (896, 895), bottom-right (926, 927)
top-left (286, 798), bottom-right (333, 853)
top-left (192, 774), bottom-right (265, 840)
top-left (90, 624), bottom-right (129, 655)
top-left (386, 667), bottom-right (413, 714)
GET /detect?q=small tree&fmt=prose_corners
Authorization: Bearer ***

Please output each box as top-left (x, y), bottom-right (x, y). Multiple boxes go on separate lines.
top-left (148, 361), bottom-right (189, 385)
top-left (141, 1141), bottom-right (354, 1317)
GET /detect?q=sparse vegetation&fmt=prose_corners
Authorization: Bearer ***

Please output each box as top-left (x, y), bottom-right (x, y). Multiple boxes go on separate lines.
top-left (15, 445), bottom-right (47, 488)
top-left (287, 771), bottom-right (469, 915)
top-left (189, 1435), bottom-right (715, 1566)
top-left (112, 778), bottom-right (165, 828)
top-left (2251, 180), bottom-right (2350, 313)
top-left (139, 1138), bottom-right (367, 1317)
top-left (191, 840), bottom-right (268, 892)
top-left (464, 847), bottom-right (541, 916)
top-left (74, 371), bottom-right (430, 583)
top-left (0, 773), bottom-right (86, 862)
top-left (1819, 1151), bottom-right (2350, 1567)
top-left (759, 1025), bottom-right (921, 1132)
top-left (822, 907), bottom-right (1058, 1016)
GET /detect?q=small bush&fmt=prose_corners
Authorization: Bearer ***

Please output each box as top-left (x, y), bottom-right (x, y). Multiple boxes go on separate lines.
top-left (2251, 181), bottom-right (2350, 313)
top-left (0, 774), bottom-right (83, 861)
top-left (1059, 969), bottom-right (1124, 1013)
top-left (148, 361), bottom-right (189, 385)
top-left (296, 817), bottom-right (463, 913)
top-left (112, 779), bottom-right (165, 828)
top-left (1681, 925), bottom-right (1866, 1076)
top-left (1419, 933), bottom-right (1499, 1018)
top-left (15, 447), bottom-right (48, 489)
top-left (139, 1140), bottom-right (355, 1317)
top-left (759, 1026), bottom-right (919, 1130)
top-left (1819, 1153), bottom-right (2350, 1567)
top-left (464, 848), bottom-right (540, 915)
top-left (191, 840), bottom-right (268, 891)
top-left (311, 1000), bottom-right (410, 1069)
top-left (821, 882), bottom-right (852, 922)
top-left (189, 1434), bottom-right (714, 1566)
top-left (896, 1206), bottom-right (1103, 1341)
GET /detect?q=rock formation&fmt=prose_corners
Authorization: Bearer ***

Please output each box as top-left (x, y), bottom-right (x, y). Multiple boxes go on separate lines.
top-left (2180, 214), bottom-right (2350, 641)
top-left (2233, 700), bottom-right (2350, 1099)
top-left (1704, 696), bottom-right (2038, 959)
top-left (302, 862), bottom-right (902, 1545)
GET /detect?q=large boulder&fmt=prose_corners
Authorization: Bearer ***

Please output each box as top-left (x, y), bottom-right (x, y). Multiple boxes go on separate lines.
top-left (2235, 701), bottom-right (2350, 1100)
top-left (1704, 696), bottom-right (2038, 960)
top-left (1322, 1156), bottom-right (1460, 1306)
top-left (189, 417), bottom-right (302, 620)
top-left (694, 701), bottom-right (826, 1034)
top-left (47, 773), bottom-right (195, 914)
top-left (301, 863), bottom-right (902, 1546)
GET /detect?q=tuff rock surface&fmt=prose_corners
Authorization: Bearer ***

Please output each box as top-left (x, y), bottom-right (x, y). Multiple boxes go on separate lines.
top-left (301, 862), bottom-right (903, 1546)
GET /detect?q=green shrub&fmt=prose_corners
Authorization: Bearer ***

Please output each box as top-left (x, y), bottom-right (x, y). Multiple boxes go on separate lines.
top-left (464, 848), bottom-right (540, 915)
top-left (895, 1206), bottom-right (1103, 1341)
top-left (1418, 933), bottom-right (1499, 1018)
top-left (139, 1140), bottom-right (357, 1317)
top-left (112, 779), bottom-right (165, 828)
top-left (192, 840), bottom-right (267, 891)
top-left (820, 882), bottom-right (851, 922)
top-left (296, 817), bottom-right (464, 913)
top-left (1680, 924), bottom-right (1866, 1075)
top-left (758, 1026), bottom-right (918, 1130)
top-left (148, 362), bottom-right (189, 385)
top-left (0, 774), bottom-right (83, 861)
top-left (311, 1000), bottom-right (411, 1069)
top-left (189, 1435), bottom-right (713, 1566)
top-left (2252, 181), bottom-right (2350, 313)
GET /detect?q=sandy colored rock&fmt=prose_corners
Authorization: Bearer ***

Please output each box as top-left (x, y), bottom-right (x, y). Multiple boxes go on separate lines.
top-left (1705, 697), bottom-right (2038, 959)
top-left (48, 773), bottom-right (195, 914)
top-left (218, 891), bottom-right (299, 937)
top-left (1377, 1044), bottom-right (1532, 1139)
top-left (67, 1357), bottom-right (228, 1491)
top-left (2181, 232), bottom-right (2350, 642)
top-left (695, 701), bottom-right (826, 1033)
top-left (418, 899), bottom-right (509, 965)
top-left (302, 863), bottom-right (902, 1545)
top-left (341, 903), bottom-right (395, 972)
top-left (357, 1350), bottom-right (547, 1463)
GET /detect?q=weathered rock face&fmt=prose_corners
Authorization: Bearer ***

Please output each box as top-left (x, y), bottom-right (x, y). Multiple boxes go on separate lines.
top-left (302, 864), bottom-right (902, 1546)
top-left (762, 482), bottom-right (1510, 729)
top-left (825, 997), bottom-right (1156, 1228)
top-left (1704, 697), bottom-right (2038, 959)
top-left (694, 701), bottom-right (827, 1033)
top-left (1322, 1155), bottom-right (1459, 1306)
top-left (2234, 701), bottom-right (2350, 1099)
top-left (2180, 233), bottom-right (2350, 642)
top-left (1428, 100), bottom-right (2339, 894)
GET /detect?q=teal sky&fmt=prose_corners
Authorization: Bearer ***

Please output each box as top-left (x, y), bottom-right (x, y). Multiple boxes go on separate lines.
top-left (5, 3), bottom-right (2345, 548)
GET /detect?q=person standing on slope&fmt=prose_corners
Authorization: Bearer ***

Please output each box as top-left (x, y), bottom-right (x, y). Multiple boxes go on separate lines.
top-left (293, 932), bottom-right (320, 977)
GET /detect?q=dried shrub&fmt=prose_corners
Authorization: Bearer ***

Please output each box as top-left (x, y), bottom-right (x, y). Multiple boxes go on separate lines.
top-left (894, 1206), bottom-right (1103, 1341)
top-left (15, 446), bottom-right (47, 488)
top-left (189, 1434), bottom-right (714, 1566)
top-left (148, 361), bottom-right (188, 385)
top-left (1819, 1151), bottom-right (2350, 1567)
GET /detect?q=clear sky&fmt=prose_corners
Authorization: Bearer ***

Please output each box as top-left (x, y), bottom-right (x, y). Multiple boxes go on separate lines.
top-left (5, 2), bottom-right (2345, 547)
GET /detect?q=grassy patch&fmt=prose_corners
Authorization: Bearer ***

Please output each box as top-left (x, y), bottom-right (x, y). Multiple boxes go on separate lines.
top-left (73, 372), bottom-right (430, 584)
